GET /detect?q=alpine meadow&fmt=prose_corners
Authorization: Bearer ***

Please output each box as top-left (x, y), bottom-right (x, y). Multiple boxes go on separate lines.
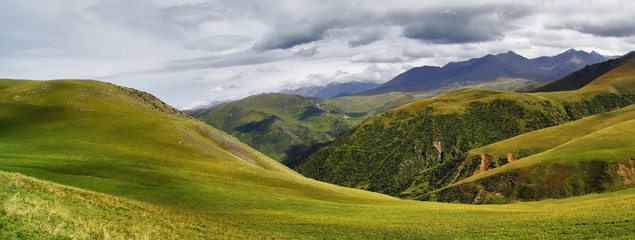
top-left (2, 1), bottom-right (635, 239)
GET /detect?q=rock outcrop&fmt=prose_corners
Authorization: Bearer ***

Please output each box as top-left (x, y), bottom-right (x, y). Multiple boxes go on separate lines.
top-left (473, 154), bottom-right (494, 175)
top-left (507, 152), bottom-right (516, 162)
top-left (432, 141), bottom-right (443, 160)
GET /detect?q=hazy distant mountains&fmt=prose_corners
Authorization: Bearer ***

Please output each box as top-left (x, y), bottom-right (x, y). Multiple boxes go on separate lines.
top-left (531, 51), bottom-right (635, 92)
top-left (357, 49), bottom-right (608, 95)
top-left (281, 81), bottom-right (381, 98)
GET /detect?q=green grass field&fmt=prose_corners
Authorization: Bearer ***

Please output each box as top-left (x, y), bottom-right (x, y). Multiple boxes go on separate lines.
top-left (2, 170), bottom-right (634, 239)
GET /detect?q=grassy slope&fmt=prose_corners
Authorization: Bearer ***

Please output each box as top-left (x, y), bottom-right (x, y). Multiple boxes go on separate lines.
top-left (318, 92), bottom-right (418, 116)
top-left (469, 104), bottom-right (635, 160)
top-left (216, 93), bottom-right (354, 133)
top-left (429, 117), bottom-right (635, 203)
top-left (189, 93), bottom-right (355, 163)
top-left (297, 87), bottom-right (573, 196)
top-left (416, 58), bottom-right (635, 202)
top-left (297, 56), bottom-right (635, 200)
top-left (319, 78), bottom-right (536, 119)
top-left (2, 170), bottom-right (634, 239)
top-left (0, 79), bottom-right (390, 212)
top-left (1, 79), bottom-right (634, 238)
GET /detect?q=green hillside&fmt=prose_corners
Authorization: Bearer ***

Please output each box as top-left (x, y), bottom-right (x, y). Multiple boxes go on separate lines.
top-left (188, 76), bottom-right (554, 169)
top-left (3, 79), bottom-right (634, 238)
top-left (317, 77), bottom-right (535, 119)
top-left (418, 62), bottom-right (635, 203)
top-left (317, 91), bottom-right (418, 117)
top-left (530, 52), bottom-right (634, 93)
top-left (0, 79), bottom-right (388, 211)
top-left (296, 55), bottom-right (635, 200)
top-left (188, 93), bottom-right (356, 166)
top-left (424, 114), bottom-right (635, 204)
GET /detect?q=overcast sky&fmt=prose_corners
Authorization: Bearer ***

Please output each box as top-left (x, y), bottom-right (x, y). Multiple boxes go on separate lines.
top-left (2, 0), bottom-right (634, 109)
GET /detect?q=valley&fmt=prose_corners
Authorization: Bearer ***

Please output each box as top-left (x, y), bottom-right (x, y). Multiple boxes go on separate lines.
top-left (1, 53), bottom-right (633, 239)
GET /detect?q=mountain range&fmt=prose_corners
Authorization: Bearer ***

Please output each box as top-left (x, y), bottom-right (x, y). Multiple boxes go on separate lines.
top-left (531, 51), bottom-right (635, 92)
top-left (357, 49), bottom-right (608, 95)
top-left (280, 81), bottom-right (381, 98)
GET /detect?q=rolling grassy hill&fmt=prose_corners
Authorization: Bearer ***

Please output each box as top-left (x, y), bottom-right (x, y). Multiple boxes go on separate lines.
top-left (418, 60), bottom-right (635, 203)
top-left (1, 79), bottom-right (634, 238)
top-left (317, 91), bottom-right (419, 117)
top-left (187, 93), bottom-right (356, 166)
top-left (317, 75), bottom-right (561, 122)
top-left (296, 53), bottom-right (635, 201)
top-left (415, 104), bottom-right (635, 203)
top-left (0, 79), bottom-right (384, 211)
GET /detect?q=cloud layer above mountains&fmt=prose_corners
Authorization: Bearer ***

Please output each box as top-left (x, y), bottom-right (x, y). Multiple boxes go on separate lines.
top-left (1, 0), bottom-right (634, 109)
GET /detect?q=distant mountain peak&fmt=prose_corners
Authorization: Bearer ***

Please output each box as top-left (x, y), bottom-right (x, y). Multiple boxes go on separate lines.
top-left (356, 49), bottom-right (608, 96)
top-left (496, 50), bottom-right (527, 61)
top-left (280, 81), bottom-right (381, 98)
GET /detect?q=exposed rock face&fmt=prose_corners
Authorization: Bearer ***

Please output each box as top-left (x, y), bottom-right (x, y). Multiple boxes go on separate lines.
top-left (433, 141), bottom-right (443, 153)
top-left (433, 141), bottom-right (443, 160)
top-left (507, 152), bottom-right (516, 162)
top-left (473, 154), bottom-right (494, 175)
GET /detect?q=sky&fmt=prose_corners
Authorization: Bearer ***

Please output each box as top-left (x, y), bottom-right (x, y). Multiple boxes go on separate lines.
top-left (1, 0), bottom-right (634, 109)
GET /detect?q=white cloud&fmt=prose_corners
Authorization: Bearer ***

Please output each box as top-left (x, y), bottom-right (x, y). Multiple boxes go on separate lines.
top-left (182, 100), bottom-right (209, 110)
top-left (0, 0), bottom-right (634, 109)
top-left (209, 86), bottom-right (223, 92)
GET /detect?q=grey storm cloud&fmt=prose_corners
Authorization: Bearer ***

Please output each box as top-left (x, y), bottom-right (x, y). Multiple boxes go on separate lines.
top-left (394, 4), bottom-right (532, 44)
top-left (562, 21), bottom-right (635, 38)
top-left (154, 50), bottom-right (289, 72)
top-left (253, 19), bottom-right (338, 51)
top-left (251, 1), bottom-right (535, 50)
top-left (293, 47), bottom-right (319, 58)
top-left (346, 28), bottom-right (387, 47)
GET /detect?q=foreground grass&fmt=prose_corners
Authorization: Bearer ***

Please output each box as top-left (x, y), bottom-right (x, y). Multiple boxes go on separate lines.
top-left (1, 170), bottom-right (634, 239)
